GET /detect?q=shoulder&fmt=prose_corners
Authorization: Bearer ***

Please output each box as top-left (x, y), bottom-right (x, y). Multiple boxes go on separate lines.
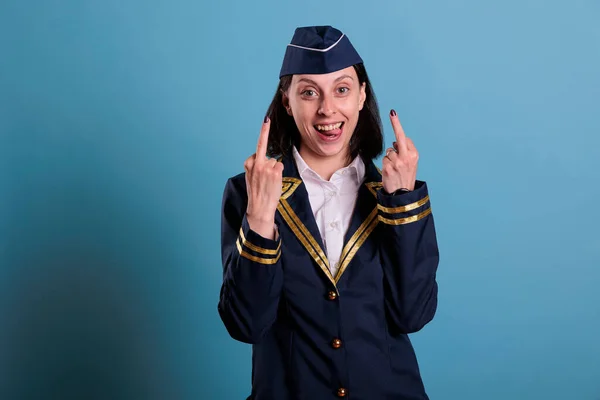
top-left (222, 172), bottom-right (247, 200)
top-left (361, 157), bottom-right (383, 184)
top-left (221, 172), bottom-right (249, 218)
top-left (227, 171), bottom-right (247, 187)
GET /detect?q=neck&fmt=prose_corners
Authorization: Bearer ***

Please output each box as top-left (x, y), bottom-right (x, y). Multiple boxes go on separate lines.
top-left (298, 146), bottom-right (352, 181)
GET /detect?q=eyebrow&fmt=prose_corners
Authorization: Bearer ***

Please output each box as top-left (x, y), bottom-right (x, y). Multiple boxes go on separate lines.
top-left (297, 74), bottom-right (354, 86)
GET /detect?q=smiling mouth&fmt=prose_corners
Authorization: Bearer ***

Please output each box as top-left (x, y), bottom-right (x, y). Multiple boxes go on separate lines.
top-left (314, 122), bottom-right (344, 134)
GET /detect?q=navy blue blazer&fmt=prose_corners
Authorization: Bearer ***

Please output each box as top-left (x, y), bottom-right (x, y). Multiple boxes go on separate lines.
top-left (218, 154), bottom-right (440, 399)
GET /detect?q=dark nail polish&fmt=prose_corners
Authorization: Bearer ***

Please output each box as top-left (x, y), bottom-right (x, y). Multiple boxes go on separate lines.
top-left (264, 115), bottom-right (269, 123)
top-left (390, 109), bottom-right (397, 117)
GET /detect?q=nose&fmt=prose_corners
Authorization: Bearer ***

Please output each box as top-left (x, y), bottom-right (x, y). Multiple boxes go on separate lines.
top-left (317, 94), bottom-right (336, 116)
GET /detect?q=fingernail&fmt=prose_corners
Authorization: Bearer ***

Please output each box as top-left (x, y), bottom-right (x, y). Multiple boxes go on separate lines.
top-left (264, 115), bottom-right (269, 123)
top-left (390, 109), bottom-right (397, 117)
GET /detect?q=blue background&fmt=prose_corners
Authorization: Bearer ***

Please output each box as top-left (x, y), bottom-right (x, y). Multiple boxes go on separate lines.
top-left (1, 0), bottom-right (599, 399)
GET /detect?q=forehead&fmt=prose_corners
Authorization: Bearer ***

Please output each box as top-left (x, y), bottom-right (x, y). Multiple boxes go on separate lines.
top-left (291, 66), bottom-right (358, 86)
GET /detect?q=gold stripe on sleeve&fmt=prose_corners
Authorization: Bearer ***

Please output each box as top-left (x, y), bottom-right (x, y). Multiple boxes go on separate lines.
top-left (236, 240), bottom-right (281, 265)
top-left (378, 207), bottom-right (432, 225)
top-left (377, 195), bottom-right (430, 214)
top-left (239, 227), bottom-right (281, 255)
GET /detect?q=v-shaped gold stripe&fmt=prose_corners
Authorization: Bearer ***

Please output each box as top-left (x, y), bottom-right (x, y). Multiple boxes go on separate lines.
top-left (277, 199), bottom-right (336, 290)
top-left (332, 180), bottom-right (382, 283)
top-left (334, 207), bottom-right (379, 283)
top-left (281, 177), bottom-right (302, 200)
top-left (276, 178), bottom-right (384, 290)
top-left (365, 182), bottom-right (384, 198)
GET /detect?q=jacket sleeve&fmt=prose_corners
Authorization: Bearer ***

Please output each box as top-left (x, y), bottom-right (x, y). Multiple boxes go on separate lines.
top-left (377, 180), bottom-right (440, 334)
top-left (217, 176), bottom-right (284, 344)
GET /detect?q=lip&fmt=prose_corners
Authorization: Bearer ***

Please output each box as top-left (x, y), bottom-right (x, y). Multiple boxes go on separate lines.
top-left (314, 122), bottom-right (344, 142)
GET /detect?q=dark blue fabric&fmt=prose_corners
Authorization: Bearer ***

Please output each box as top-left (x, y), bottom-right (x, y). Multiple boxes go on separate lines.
top-left (279, 26), bottom-right (364, 78)
top-left (218, 156), bottom-right (440, 399)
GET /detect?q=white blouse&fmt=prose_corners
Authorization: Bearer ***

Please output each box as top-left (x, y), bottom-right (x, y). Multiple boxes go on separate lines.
top-left (292, 146), bottom-right (365, 278)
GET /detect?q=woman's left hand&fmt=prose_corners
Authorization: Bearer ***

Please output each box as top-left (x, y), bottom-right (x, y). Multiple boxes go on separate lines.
top-left (381, 110), bottom-right (419, 194)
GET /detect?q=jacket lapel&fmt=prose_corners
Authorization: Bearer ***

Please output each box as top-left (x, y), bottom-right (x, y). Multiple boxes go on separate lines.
top-left (277, 156), bottom-right (335, 287)
top-left (333, 159), bottom-right (382, 284)
top-left (276, 155), bottom-right (383, 289)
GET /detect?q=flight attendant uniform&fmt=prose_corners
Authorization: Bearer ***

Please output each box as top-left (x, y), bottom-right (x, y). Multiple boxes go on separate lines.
top-left (218, 25), bottom-right (440, 400)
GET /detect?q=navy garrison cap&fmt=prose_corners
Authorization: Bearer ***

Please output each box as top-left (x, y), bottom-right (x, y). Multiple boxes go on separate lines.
top-left (279, 26), bottom-right (363, 78)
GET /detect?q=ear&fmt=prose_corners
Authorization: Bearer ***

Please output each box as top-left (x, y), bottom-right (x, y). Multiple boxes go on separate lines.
top-left (358, 82), bottom-right (366, 111)
top-left (281, 91), bottom-right (292, 116)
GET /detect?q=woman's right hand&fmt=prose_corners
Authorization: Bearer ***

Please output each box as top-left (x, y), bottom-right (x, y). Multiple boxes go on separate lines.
top-left (244, 116), bottom-right (283, 240)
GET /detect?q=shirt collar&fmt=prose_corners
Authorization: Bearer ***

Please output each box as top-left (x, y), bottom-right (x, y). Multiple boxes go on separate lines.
top-left (292, 146), bottom-right (365, 186)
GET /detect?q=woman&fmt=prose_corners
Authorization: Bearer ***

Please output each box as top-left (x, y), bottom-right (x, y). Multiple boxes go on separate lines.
top-left (218, 25), bottom-right (440, 399)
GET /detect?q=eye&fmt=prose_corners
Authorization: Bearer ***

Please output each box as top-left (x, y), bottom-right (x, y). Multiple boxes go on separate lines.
top-left (337, 87), bottom-right (350, 94)
top-left (301, 89), bottom-right (317, 97)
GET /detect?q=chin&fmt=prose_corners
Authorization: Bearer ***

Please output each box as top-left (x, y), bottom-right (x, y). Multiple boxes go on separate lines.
top-left (314, 142), bottom-right (348, 158)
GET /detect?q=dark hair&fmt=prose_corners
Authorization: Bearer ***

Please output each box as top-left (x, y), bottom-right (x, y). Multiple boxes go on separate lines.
top-left (265, 63), bottom-right (384, 163)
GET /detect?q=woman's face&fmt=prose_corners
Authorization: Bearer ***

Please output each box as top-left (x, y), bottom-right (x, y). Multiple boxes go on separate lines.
top-left (283, 66), bottom-right (366, 161)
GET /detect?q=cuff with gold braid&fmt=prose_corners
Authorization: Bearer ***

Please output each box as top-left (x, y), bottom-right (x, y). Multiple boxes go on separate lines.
top-left (236, 216), bottom-right (282, 265)
top-left (376, 181), bottom-right (432, 226)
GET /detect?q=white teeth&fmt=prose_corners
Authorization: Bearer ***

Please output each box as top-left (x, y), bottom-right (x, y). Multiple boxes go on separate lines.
top-left (316, 122), bottom-right (342, 131)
